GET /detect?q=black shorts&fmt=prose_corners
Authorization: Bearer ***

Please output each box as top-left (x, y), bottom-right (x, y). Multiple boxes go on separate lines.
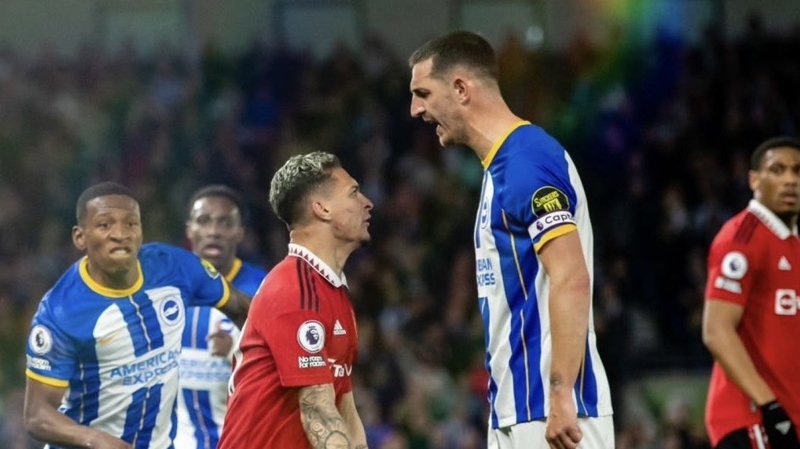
top-left (716, 426), bottom-right (767, 449)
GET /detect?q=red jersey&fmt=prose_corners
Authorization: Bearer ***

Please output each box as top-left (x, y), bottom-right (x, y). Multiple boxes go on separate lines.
top-left (704, 200), bottom-right (800, 446)
top-left (218, 244), bottom-right (359, 449)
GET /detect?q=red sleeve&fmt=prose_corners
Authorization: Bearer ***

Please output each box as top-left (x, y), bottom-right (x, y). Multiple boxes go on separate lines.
top-left (705, 235), bottom-right (761, 306)
top-left (263, 309), bottom-right (334, 387)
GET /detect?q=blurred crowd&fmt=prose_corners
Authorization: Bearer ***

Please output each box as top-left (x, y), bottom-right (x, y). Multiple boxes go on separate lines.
top-left (1, 10), bottom-right (799, 449)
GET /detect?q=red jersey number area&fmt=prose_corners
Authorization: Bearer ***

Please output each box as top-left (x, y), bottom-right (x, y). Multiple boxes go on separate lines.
top-left (704, 207), bottom-right (800, 446)
top-left (218, 251), bottom-right (359, 449)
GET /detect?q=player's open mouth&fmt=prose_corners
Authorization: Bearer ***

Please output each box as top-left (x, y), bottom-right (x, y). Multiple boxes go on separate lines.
top-left (110, 247), bottom-right (130, 255)
top-left (202, 245), bottom-right (223, 257)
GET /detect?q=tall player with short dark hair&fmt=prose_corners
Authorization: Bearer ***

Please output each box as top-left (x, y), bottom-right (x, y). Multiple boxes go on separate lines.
top-left (218, 152), bottom-right (371, 449)
top-left (703, 137), bottom-right (800, 449)
top-left (409, 30), bottom-right (613, 449)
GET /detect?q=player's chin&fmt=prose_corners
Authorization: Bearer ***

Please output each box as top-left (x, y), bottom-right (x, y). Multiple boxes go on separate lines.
top-left (358, 233), bottom-right (372, 247)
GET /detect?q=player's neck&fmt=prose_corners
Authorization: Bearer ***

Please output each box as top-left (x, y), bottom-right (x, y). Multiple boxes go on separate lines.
top-left (467, 102), bottom-right (523, 161)
top-left (87, 261), bottom-right (139, 290)
top-left (288, 229), bottom-right (352, 278)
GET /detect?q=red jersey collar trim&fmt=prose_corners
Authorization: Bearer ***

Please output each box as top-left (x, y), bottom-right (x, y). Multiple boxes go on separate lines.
top-left (747, 199), bottom-right (798, 239)
top-left (288, 244), bottom-right (348, 288)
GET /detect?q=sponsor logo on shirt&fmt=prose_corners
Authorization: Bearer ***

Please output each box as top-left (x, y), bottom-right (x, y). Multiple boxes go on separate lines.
top-left (775, 289), bottom-right (798, 315)
top-left (476, 257), bottom-right (496, 287)
top-left (29, 325), bottom-right (53, 355)
top-left (27, 355), bottom-right (52, 371)
top-left (714, 277), bottom-right (742, 294)
top-left (297, 320), bottom-right (325, 353)
top-left (531, 186), bottom-right (569, 216)
top-left (328, 358), bottom-right (352, 378)
top-left (333, 320), bottom-right (347, 336)
top-left (109, 349), bottom-right (181, 385)
top-left (179, 355), bottom-right (232, 383)
top-left (479, 199), bottom-right (490, 229)
top-left (298, 355), bottom-right (326, 368)
top-left (530, 211), bottom-right (575, 241)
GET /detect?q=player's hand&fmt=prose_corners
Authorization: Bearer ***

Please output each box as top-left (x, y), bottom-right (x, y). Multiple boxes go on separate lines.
top-left (207, 322), bottom-right (234, 357)
top-left (761, 400), bottom-right (800, 449)
top-left (546, 390), bottom-right (582, 449)
top-left (87, 429), bottom-right (133, 448)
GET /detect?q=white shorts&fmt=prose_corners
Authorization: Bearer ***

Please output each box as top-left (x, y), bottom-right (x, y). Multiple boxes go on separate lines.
top-left (488, 416), bottom-right (615, 449)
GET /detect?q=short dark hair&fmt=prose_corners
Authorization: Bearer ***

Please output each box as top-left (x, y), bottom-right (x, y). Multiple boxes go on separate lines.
top-left (408, 30), bottom-right (499, 82)
top-left (269, 152), bottom-right (341, 227)
top-left (751, 136), bottom-right (800, 170)
top-left (187, 185), bottom-right (248, 224)
top-left (76, 182), bottom-right (137, 224)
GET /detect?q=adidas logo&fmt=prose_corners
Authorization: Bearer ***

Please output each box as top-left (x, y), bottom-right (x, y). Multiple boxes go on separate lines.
top-left (776, 420), bottom-right (792, 435)
top-left (779, 256), bottom-right (792, 271)
top-left (333, 320), bottom-right (347, 336)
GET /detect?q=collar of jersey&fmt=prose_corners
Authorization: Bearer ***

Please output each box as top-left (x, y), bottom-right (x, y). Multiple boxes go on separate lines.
top-left (79, 257), bottom-right (144, 297)
top-left (225, 258), bottom-right (243, 283)
top-left (747, 199), bottom-right (798, 239)
top-left (481, 120), bottom-right (530, 169)
top-left (288, 243), bottom-right (348, 288)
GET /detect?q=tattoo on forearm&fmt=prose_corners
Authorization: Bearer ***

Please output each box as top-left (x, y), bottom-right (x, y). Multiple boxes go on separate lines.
top-left (299, 385), bottom-right (352, 449)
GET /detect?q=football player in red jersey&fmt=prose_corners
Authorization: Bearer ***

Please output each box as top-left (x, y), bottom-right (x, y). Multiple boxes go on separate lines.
top-left (703, 137), bottom-right (800, 449)
top-left (218, 151), bottom-right (371, 449)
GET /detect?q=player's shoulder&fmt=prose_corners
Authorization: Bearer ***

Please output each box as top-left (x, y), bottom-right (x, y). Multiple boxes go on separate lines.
top-left (711, 209), bottom-right (763, 247)
top-left (257, 257), bottom-right (300, 292)
top-left (239, 260), bottom-right (269, 279)
top-left (507, 123), bottom-right (566, 161)
top-left (39, 261), bottom-right (85, 312)
top-left (251, 256), bottom-right (304, 306)
top-left (139, 242), bottom-right (193, 263)
top-left (35, 261), bottom-right (103, 330)
top-left (139, 242), bottom-right (212, 275)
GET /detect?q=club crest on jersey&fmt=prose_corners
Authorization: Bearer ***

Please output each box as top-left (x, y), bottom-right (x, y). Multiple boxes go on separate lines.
top-left (721, 251), bottom-right (748, 280)
top-left (200, 258), bottom-right (221, 279)
top-left (159, 297), bottom-right (183, 327)
top-left (29, 325), bottom-right (53, 355)
top-left (531, 186), bottom-right (569, 216)
top-left (219, 318), bottom-right (235, 333)
top-left (297, 320), bottom-right (325, 353)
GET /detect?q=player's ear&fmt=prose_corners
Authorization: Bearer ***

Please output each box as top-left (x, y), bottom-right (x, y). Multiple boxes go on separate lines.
top-left (311, 200), bottom-right (331, 222)
top-left (72, 225), bottom-right (87, 251)
top-left (748, 170), bottom-right (760, 192)
top-left (453, 77), bottom-right (470, 104)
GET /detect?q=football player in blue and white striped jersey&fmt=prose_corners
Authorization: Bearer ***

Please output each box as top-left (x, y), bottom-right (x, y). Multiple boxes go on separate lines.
top-left (176, 185), bottom-right (267, 449)
top-left (410, 31), bottom-right (613, 449)
top-left (23, 182), bottom-right (250, 449)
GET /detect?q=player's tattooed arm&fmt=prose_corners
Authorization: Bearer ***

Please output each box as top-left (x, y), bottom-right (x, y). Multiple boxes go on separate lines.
top-left (299, 384), bottom-right (365, 449)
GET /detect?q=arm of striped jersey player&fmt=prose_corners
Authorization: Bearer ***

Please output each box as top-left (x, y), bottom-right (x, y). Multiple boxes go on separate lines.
top-left (299, 384), bottom-right (366, 449)
top-left (702, 299), bottom-right (776, 405)
top-left (24, 378), bottom-right (133, 449)
top-left (218, 286), bottom-right (251, 329)
top-left (338, 391), bottom-right (368, 449)
top-left (539, 230), bottom-right (589, 448)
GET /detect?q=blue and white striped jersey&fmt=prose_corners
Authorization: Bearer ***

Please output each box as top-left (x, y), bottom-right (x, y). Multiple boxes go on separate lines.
top-left (26, 243), bottom-right (231, 449)
top-left (474, 121), bottom-right (612, 429)
top-left (176, 258), bottom-right (266, 449)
